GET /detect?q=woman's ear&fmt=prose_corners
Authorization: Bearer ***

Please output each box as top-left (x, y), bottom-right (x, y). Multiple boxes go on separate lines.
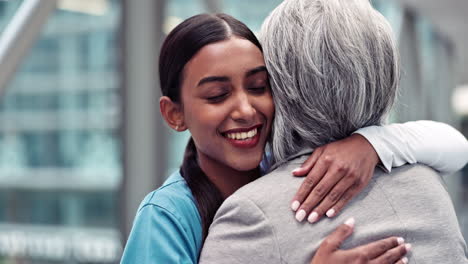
top-left (160, 96), bottom-right (187, 131)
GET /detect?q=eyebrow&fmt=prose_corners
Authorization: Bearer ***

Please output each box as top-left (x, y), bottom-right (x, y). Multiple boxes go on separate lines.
top-left (196, 66), bottom-right (268, 87)
top-left (245, 66), bottom-right (268, 77)
top-left (197, 76), bottom-right (230, 86)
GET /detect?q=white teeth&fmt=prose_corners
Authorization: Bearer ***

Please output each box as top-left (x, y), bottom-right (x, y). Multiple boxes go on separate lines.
top-left (225, 128), bottom-right (258, 140)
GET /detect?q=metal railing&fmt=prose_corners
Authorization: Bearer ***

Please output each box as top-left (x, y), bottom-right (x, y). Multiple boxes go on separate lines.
top-left (0, 0), bottom-right (57, 96)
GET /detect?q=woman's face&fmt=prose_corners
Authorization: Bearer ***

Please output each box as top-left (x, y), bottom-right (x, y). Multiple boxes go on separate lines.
top-left (180, 37), bottom-right (274, 172)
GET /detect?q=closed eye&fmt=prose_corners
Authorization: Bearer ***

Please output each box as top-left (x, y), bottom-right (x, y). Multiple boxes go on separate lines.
top-left (206, 93), bottom-right (229, 103)
top-left (248, 86), bottom-right (266, 94)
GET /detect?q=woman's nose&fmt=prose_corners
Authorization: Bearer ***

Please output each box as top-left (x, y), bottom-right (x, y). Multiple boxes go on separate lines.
top-left (230, 92), bottom-right (256, 123)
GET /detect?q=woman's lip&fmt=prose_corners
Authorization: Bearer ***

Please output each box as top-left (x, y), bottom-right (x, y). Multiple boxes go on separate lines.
top-left (221, 124), bottom-right (262, 134)
top-left (224, 130), bottom-right (261, 149)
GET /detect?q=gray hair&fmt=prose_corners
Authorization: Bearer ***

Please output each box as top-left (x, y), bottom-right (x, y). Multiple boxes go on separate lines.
top-left (260, 0), bottom-right (400, 164)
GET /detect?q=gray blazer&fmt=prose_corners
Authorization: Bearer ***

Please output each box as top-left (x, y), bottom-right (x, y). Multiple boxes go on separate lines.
top-left (199, 153), bottom-right (467, 264)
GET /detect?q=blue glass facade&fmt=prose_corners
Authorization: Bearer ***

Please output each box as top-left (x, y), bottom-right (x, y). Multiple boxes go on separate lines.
top-left (0, 0), bottom-right (122, 263)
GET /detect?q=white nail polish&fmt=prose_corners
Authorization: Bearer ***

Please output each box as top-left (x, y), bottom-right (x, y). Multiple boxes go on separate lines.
top-left (307, 212), bottom-right (319, 223)
top-left (405, 243), bottom-right (412, 251)
top-left (344, 217), bottom-right (355, 227)
top-left (401, 257), bottom-right (408, 264)
top-left (397, 237), bottom-right (405, 245)
top-left (292, 168), bottom-right (301, 174)
top-left (326, 208), bottom-right (335, 217)
top-left (295, 210), bottom-right (306, 222)
top-left (291, 201), bottom-right (300, 211)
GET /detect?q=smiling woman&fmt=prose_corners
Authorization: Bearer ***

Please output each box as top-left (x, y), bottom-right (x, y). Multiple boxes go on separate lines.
top-left (177, 37), bottom-right (273, 175)
top-left (157, 15), bottom-right (273, 243)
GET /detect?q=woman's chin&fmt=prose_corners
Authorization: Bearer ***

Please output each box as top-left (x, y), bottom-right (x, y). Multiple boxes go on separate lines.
top-left (230, 158), bottom-right (262, 172)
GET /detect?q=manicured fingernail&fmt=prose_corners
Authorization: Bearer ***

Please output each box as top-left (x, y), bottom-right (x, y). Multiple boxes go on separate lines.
top-left (344, 217), bottom-right (355, 227)
top-left (405, 243), bottom-right (412, 252)
top-left (326, 208), bottom-right (335, 217)
top-left (292, 168), bottom-right (301, 174)
top-left (307, 212), bottom-right (318, 223)
top-left (291, 200), bottom-right (300, 211)
top-left (397, 237), bottom-right (405, 245)
top-left (401, 257), bottom-right (408, 264)
top-left (295, 209), bottom-right (306, 222)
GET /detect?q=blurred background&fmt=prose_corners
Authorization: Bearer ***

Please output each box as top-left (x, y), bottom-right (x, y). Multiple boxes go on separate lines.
top-left (0, 0), bottom-right (466, 263)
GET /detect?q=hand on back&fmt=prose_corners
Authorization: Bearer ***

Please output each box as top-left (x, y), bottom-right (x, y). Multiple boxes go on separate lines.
top-left (311, 218), bottom-right (410, 264)
top-left (291, 134), bottom-right (379, 223)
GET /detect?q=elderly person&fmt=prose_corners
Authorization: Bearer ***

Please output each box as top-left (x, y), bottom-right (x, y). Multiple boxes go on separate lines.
top-left (199, 0), bottom-right (468, 263)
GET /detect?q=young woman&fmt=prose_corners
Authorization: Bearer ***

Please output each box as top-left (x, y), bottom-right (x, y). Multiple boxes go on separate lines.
top-left (121, 13), bottom-right (467, 264)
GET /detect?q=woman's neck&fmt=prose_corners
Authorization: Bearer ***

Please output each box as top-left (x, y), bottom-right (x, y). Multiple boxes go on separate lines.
top-left (197, 151), bottom-right (261, 199)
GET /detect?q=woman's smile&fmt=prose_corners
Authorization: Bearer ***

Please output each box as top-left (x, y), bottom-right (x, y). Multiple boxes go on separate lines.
top-left (221, 124), bottom-right (263, 149)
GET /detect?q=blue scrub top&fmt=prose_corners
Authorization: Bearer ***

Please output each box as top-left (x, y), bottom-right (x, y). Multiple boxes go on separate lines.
top-left (121, 171), bottom-right (203, 264)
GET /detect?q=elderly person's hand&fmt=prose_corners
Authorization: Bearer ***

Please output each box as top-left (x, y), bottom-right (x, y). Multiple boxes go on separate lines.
top-left (310, 218), bottom-right (410, 264)
top-left (291, 134), bottom-right (379, 223)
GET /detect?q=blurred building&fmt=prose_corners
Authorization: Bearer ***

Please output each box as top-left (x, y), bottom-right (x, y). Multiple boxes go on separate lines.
top-left (0, 0), bottom-right (466, 263)
top-left (0, 1), bottom-right (122, 263)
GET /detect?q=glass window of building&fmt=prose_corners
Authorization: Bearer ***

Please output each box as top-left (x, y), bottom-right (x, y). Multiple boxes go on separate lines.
top-left (0, 0), bottom-right (122, 263)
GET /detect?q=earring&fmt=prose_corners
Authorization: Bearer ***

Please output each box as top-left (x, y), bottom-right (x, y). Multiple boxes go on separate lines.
top-left (175, 125), bottom-right (180, 131)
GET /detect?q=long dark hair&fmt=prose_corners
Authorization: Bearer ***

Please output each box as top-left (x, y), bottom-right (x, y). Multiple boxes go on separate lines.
top-left (158, 13), bottom-right (262, 242)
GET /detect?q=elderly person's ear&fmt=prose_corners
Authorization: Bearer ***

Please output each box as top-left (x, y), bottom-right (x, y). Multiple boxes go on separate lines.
top-left (160, 96), bottom-right (187, 131)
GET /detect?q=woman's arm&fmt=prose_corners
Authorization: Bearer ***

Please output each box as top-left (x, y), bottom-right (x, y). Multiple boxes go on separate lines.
top-left (290, 120), bottom-right (468, 223)
top-left (354, 120), bottom-right (468, 173)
